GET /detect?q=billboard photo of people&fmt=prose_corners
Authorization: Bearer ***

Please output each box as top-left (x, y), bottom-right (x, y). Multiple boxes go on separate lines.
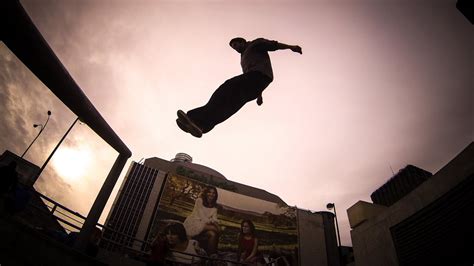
top-left (149, 174), bottom-right (298, 265)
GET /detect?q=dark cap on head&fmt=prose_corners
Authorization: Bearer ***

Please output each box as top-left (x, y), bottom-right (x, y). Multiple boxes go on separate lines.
top-left (229, 37), bottom-right (246, 46)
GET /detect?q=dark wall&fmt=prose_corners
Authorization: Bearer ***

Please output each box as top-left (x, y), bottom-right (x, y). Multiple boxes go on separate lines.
top-left (391, 174), bottom-right (474, 266)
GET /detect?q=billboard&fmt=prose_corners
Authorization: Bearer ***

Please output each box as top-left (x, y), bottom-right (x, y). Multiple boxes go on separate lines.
top-left (149, 174), bottom-right (298, 265)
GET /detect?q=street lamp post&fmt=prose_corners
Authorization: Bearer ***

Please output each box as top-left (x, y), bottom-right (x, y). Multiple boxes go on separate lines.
top-left (326, 202), bottom-right (342, 247)
top-left (34, 116), bottom-right (80, 182)
top-left (21, 110), bottom-right (51, 158)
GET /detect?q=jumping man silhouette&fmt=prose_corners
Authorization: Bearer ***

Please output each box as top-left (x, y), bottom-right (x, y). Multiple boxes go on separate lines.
top-left (177, 37), bottom-right (302, 138)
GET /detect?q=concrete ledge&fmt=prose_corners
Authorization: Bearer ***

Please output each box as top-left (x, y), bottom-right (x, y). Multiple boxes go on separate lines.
top-left (347, 201), bottom-right (387, 229)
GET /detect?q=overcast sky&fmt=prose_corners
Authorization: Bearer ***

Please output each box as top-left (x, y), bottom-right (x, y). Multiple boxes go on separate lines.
top-left (0, 0), bottom-right (472, 246)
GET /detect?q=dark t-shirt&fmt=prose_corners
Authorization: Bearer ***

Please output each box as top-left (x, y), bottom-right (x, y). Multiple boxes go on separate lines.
top-left (240, 38), bottom-right (278, 81)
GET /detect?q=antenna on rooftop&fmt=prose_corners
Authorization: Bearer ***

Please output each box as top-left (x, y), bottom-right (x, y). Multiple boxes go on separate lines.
top-left (389, 164), bottom-right (395, 175)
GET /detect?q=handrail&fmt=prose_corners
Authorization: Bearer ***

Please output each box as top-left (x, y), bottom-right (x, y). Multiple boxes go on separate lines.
top-left (27, 201), bottom-right (82, 232)
top-left (54, 209), bottom-right (85, 226)
top-left (31, 187), bottom-right (87, 220)
top-left (28, 187), bottom-right (150, 245)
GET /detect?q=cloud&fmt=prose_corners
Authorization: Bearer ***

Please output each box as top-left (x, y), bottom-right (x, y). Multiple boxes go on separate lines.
top-left (0, 44), bottom-right (75, 203)
top-left (34, 167), bottom-right (72, 204)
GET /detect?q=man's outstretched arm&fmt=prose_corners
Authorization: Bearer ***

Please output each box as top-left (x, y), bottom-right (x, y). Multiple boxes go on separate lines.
top-left (274, 42), bottom-right (302, 54)
top-left (255, 38), bottom-right (303, 54)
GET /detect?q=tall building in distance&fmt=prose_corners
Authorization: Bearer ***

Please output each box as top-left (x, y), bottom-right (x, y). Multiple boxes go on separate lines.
top-left (370, 165), bottom-right (433, 207)
top-left (102, 153), bottom-right (341, 266)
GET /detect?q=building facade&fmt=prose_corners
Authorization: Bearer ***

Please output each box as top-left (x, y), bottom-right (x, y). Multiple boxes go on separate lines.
top-left (103, 153), bottom-right (340, 265)
top-left (347, 142), bottom-right (474, 266)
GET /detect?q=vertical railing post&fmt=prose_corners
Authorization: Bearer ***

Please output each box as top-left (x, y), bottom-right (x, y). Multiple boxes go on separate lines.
top-left (50, 204), bottom-right (57, 214)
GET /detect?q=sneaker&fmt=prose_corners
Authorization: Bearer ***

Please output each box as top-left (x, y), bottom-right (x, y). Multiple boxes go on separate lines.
top-left (176, 119), bottom-right (188, 133)
top-left (177, 110), bottom-right (203, 138)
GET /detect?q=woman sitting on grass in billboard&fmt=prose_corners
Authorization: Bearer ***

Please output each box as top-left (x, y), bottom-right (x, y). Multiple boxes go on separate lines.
top-left (237, 219), bottom-right (259, 265)
top-left (183, 186), bottom-right (220, 256)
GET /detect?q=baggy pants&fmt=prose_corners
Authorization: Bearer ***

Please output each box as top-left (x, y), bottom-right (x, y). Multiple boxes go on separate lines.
top-left (187, 71), bottom-right (272, 133)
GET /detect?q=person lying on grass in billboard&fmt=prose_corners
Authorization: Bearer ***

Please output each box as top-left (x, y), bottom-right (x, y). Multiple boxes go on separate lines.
top-left (183, 186), bottom-right (220, 257)
top-left (148, 223), bottom-right (206, 266)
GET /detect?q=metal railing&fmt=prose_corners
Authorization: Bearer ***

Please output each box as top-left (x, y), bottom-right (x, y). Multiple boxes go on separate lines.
top-left (27, 188), bottom-right (145, 243)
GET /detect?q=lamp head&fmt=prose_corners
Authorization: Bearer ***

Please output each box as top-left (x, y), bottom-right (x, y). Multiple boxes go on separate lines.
top-left (47, 110), bottom-right (51, 116)
top-left (326, 203), bottom-right (335, 210)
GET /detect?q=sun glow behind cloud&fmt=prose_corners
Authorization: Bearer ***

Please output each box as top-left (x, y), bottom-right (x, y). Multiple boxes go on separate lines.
top-left (52, 146), bottom-right (93, 183)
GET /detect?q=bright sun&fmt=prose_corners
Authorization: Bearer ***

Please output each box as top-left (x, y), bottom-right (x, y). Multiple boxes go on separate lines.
top-left (52, 147), bottom-right (92, 182)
